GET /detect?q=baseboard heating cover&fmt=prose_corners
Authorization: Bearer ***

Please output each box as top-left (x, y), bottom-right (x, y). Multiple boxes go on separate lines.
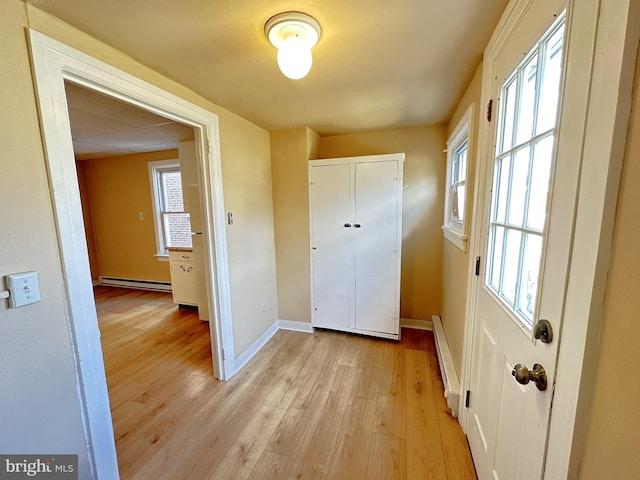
top-left (98, 276), bottom-right (172, 292)
top-left (432, 314), bottom-right (461, 417)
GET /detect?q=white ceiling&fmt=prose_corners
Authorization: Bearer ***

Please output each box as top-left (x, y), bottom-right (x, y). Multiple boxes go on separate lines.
top-left (65, 83), bottom-right (194, 160)
top-left (29, 0), bottom-right (509, 138)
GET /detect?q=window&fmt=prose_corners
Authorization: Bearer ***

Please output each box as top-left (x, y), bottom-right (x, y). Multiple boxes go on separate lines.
top-left (485, 14), bottom-right (566, 327)
top-left (443, 104), bottom-right (474, 251)
top-left (148, 160), bottom-right (192, 258)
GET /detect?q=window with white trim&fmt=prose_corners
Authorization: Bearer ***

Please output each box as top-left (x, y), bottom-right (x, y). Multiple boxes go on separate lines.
top-left (148, 160), bottom-right (192, 258)
top-left (443, 104), bottom-right (474, 251)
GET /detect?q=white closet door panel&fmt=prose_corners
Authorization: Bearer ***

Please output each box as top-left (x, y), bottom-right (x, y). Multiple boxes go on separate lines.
top-left (354, 161), bottom-right (399, 334)
top-left (310, 164), bottom-right (351, 328)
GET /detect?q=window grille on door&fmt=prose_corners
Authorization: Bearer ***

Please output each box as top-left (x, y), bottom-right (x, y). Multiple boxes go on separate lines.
top-left (486, 14), bottom-right (566, 327)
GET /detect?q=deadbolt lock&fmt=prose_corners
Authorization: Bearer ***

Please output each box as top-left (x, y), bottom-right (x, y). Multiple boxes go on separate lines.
top-left (534, 319), bottom-right (553, 344)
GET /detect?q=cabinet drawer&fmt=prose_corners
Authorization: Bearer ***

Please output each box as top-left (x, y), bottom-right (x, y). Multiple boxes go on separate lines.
top-left (170, 261), bottom-right (198, 305)
top-left (169, 250), bottom-right (194, 262)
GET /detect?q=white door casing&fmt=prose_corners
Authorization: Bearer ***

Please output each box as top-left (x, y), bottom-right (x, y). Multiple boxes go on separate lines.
top-left (28, 30), bottom-right (235, 478)
top-left (461, 0), bottom-right (640, 478)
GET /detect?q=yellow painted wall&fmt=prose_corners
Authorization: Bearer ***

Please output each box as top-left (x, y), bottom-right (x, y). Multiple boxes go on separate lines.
top-left (271, 128), bottom-right (313, 322)
top-left (221, 112), bottom-right (278, 355)
top-left (0, 2), bottom-right (278, 473)
top-left (579, 51), bottom-right (640, 479)
top-left (307, 127), bottom-right (321, 160)
top-left (442, 62), bottom-right (483, 376)
top-left (270, 127), bottom-right (322, 323)
top-left (318, 126), bottom-right (446, 321)
top-left (84, 150), bottom-right (177, 283)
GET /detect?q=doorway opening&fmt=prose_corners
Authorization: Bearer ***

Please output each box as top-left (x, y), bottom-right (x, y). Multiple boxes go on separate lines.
top-left (29, 29), bottom-right (235, 477)
top-left (64, 80), bottom-right (217, 464)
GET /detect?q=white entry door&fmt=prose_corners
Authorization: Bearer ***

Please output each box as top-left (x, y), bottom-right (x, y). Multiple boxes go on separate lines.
top-left (465, 0), bottom-right (594, 478)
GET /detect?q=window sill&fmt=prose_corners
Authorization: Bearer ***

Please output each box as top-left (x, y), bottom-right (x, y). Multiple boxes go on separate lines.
top-left (155, 254), bottom-right (169, 262)
top-left (442, 225), bottom-right (468, 252)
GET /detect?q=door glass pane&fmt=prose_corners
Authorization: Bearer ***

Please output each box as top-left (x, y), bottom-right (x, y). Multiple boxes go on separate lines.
top-left (500, 79), bottom-right (517, 153)
top-left (507, 146), bottom-right (530, 226)
top-left (489, 226), bottom-right (505, 289)
top-left (527, 135), bottom-right (554, 230)
top-left (518, 234), bottom-right (542, 321)
top-left (536, 26), bottom-right (565, 134)
top-left (485, 13), bottom-right (566, 328)
top-left (502, 229), bottom-right (522, 305)
top-left (516, 53), bottom-right (539, 145)
top-left (494, 156), bottom-right (511, 224)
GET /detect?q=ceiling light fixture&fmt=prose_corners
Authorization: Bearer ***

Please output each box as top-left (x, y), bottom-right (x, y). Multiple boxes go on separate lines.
top-left (265, 12), bottom-right (322, 80)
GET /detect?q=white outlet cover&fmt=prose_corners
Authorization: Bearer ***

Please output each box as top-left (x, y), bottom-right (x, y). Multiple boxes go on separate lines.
top-left (7, 271), bottom-right (41, 308)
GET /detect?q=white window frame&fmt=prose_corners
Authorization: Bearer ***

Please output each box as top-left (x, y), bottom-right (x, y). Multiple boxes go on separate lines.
top-left (148, 159), bottom-right (189, 259)
top-left (443, 104), bottom-right (475, 251)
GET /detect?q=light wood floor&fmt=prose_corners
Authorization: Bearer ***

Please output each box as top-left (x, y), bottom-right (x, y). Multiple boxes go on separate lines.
top-left (95, 286), bottom-right (476, 479)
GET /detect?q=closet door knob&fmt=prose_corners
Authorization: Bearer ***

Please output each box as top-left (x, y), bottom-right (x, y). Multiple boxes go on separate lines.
top-left (344, 223), bottom-right (352, 228)
top-left (354, 224), bottom-right (361, 228)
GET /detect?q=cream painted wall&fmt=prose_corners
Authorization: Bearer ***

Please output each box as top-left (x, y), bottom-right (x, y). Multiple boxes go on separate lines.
top-left (442, 62), bottom-right (483, 376)
top-left (0, 0), bottom-right (92, 474)
top-left (270, 128), bottom-right (313, 322)
top-left (319, 126), bottom-right (446, 320)
top-left (579, 52), bottom-right (640, 479)
top-left (0, 2), bottom-right (278, 474)
top-left (83, 150), bottom-right (177, 283)
top-left (221, 113), bottom-right (278, 356)
top-left (307, 127), bottom-right (321, 160)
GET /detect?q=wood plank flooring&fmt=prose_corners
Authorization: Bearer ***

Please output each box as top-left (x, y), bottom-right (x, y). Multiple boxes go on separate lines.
top-left (95, 286), bottom-right (476, 479)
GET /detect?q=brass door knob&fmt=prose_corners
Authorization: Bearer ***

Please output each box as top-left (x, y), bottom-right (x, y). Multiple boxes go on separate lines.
top-left (512, 363), bottom-right (547, 391)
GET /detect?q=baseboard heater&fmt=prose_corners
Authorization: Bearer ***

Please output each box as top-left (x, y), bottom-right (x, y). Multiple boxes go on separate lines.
top-left (98, 276), bottom-right (172, 292)
top-left (432, 315), bottom-right (461, 417)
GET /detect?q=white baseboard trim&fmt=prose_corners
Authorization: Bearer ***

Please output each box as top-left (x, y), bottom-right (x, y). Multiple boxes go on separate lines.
top-left (432, 314), bottom-right (461, 417)
top-left (401, 317), bottom-right (433, 331)
top-left (279, 319), bottom-right (315, 333)
top-left (232, 320), bottom-right (280, 375)
top-left (98, 276), bottom-right (172, 292)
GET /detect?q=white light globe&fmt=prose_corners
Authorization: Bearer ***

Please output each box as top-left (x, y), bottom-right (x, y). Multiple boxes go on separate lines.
top-left (277, 36), bottom-right (313, 80)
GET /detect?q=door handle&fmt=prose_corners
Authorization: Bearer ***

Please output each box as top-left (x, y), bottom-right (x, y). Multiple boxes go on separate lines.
top-left (512, 363), bottom-right (547, 391)
top-left (354, 223), bottom-right (361, 228)
top-left (344, 223), bottom-right (352, 228)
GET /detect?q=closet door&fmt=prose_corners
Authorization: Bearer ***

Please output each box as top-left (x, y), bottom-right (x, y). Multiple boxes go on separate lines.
top-left (354, 160), bottom-right (400, 334)
top-left (309, 164), bottom-right (351, 328)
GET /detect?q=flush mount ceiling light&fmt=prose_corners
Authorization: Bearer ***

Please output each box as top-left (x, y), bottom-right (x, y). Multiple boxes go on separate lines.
top-left (265, 12), bottom-right (322, 80)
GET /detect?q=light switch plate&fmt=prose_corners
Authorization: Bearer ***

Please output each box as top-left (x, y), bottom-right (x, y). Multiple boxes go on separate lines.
top-left (7, 271), bottom-right (41, 308)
